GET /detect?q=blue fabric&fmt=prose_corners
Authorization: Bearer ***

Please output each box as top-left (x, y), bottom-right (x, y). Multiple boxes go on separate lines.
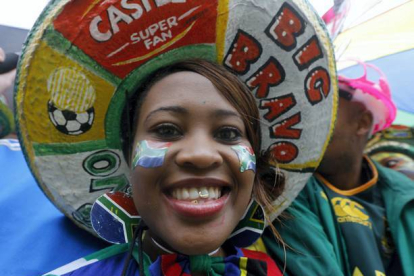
top-left (47, 243), bottom-right (279, 276)
top-left (55, 250), bottom-right (135, 276)
top-left (0, 139), bottom-right (107, 276)
top-left (339, 49), bottom-right (414, 114)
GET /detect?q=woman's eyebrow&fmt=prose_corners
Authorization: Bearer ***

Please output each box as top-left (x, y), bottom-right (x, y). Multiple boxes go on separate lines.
top-left (145, 106), bottom-right (188, 121)
top-left (145, 107), bottom-right (242, 122)
top-left (213, 109), bottom-right (242, 120)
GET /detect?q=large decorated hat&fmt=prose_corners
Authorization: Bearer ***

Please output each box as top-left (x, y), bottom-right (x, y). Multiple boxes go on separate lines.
top-left (15, 0), bottom-right (337, 235)
top-left (365, 125), bottom-right (414, 180)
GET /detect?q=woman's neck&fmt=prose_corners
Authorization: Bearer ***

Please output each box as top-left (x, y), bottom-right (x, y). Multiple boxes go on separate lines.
top-left (142, 230), bottom-right (226, 262)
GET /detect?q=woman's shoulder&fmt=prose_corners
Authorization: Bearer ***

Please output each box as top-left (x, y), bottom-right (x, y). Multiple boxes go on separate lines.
top-left (43, 244), bottom-right (137, 276)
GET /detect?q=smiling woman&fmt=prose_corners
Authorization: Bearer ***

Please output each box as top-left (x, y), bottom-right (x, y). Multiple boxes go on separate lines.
top-left (46, 60), bottom-right (285, 276)
top-left (129, 60), bottom-right (284, 258)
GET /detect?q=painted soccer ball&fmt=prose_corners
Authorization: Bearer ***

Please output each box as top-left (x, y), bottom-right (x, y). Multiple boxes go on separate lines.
top-left (48, 101), bottom-right (94, 135)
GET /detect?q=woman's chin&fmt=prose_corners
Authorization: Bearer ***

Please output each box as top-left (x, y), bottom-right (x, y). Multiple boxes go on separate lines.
top-left (156, 232), bottom-right (228, 256)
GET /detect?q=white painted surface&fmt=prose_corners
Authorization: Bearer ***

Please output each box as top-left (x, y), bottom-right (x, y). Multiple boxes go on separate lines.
top-left (0, 0), bottom-right (50, 29)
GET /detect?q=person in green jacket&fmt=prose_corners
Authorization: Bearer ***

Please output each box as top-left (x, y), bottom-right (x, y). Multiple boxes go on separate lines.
top-left (261, 63), bottom-right (414, 276)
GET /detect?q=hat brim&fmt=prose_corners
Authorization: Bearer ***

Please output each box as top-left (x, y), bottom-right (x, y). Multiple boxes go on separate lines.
top-left (366, 125), bottom-right (414, 157)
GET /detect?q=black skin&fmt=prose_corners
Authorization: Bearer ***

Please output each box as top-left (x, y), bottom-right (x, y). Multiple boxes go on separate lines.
top-left (317, 96), bottom-right (374, 190)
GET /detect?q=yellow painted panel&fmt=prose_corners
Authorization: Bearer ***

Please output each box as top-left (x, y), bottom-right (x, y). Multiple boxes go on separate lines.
top-left (22, 41), bottom-right (116, 143)
top-left (216, 0), bottom-right (229, 62)
top-left (246, 237), bottom-right (268, 254)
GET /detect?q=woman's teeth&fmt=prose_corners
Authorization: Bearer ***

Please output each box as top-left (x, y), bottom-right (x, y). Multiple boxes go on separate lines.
top-left (172, 187), bottom-right (222, 200)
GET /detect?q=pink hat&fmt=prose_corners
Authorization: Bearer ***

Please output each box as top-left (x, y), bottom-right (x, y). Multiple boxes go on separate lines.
top-left (338, 61), bottom-right (396, 134)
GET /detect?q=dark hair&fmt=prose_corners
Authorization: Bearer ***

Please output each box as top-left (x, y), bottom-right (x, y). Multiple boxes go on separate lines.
top-left (122, 59), bottom-right (285, 238)
top-left (0, 52), bottom-right (19, 74)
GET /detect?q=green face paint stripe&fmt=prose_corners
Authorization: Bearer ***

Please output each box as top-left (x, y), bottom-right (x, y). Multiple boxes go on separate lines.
top-left (132, 140), bottom-right (171, 169)
top-left (231, 145), bottom-right (256, 173)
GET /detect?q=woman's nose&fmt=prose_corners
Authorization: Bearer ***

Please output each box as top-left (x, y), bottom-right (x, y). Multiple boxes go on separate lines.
top-left (175, 132), bottom-right (223, 169)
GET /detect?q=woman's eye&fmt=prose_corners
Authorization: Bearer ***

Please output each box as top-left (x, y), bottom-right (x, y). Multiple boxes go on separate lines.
top-left (215, 127), bottom-right (242, 142)
top-left (153, 124), bottom-right (181, 139)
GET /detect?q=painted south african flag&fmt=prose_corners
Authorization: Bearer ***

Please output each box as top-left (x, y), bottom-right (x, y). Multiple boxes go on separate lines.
top-left (232, 145), bottom-right (256, 173)
top-left (91, 192), bottom-right (140, 244)
top-left (227, 200), bottom-right (265, 248)
top-left (132, 140), bottom-right (171, 168)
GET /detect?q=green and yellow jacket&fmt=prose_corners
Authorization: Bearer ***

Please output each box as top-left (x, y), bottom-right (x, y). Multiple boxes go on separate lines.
top-left (261, 161), bottom-right (414, 276)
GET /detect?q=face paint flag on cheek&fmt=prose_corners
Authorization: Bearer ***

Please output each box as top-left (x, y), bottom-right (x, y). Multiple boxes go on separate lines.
top-left (232, 145), bottom-right (256, 173)
top-left (132, 140), bottom-right (171, 169)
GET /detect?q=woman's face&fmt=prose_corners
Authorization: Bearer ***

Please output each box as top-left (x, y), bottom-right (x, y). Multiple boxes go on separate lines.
top-left (131, 71), bottom-right (255, 255)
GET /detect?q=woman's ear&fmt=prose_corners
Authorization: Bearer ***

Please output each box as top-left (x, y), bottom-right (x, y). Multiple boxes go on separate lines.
top-left (356, 109), bottom-right (374, 137)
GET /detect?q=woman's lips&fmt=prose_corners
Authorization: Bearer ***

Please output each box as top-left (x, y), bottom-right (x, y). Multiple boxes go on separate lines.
top-left (163, 178), bottom-right (231, 218)
top-left (166, 193), bottom-right (229, 218)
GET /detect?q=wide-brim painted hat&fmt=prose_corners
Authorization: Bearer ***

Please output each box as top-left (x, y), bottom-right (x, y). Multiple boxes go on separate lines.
top-left (15, 0), bottom-right (337, 235)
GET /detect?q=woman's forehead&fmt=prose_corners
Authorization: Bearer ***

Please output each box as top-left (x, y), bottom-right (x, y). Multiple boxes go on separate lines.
top-left (141, 71), bottom-right (237, 112)
top-left (150, 71), bottom-right (213, 91)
